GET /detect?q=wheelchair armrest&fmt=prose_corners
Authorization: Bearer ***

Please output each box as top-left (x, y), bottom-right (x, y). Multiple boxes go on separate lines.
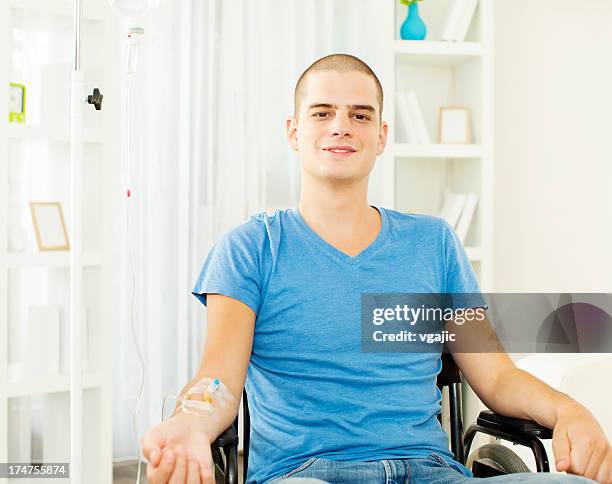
top-left (477, 410), bottom-right (553, 440)
top-left (212, 426), bottom-right (239, 449)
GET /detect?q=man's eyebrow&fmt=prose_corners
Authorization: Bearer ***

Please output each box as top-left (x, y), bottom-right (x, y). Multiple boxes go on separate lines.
top-left (307, 103), bottom-right (376, 114)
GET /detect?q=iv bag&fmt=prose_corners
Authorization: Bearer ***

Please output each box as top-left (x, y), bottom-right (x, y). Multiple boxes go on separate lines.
top-left (108, 0), bottom-right (160, 30)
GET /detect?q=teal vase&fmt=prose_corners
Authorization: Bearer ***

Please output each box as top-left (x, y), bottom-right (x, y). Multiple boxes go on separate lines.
top-left (400, 3), bottom-right (427, 40)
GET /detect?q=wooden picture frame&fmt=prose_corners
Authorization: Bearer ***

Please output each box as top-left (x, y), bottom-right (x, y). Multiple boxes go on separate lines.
top-left (29, 202), bottom-right (70, 251)
top-left (438, 106), bottom-right (472, 144)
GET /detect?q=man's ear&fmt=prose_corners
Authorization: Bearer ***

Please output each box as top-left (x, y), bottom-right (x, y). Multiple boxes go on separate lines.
top-left (286, 117), bottom-right (299, 151)
top-left (376, 120), bottom-right (388, 156)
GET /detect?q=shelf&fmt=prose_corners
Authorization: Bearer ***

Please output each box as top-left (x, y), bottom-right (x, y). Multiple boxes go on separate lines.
top-left (394, 40), bottom-right (482, 66)
top-left (7, 124), bottom-right (103, 144)
top-left (7, 372), bottom-right (102, 398)
top-left (394, 143), bottom-right (482, 159)
top-left (4, 251), bottom-right (102, 268)
top-left (465, 246), bottom-right (482, 262)
top-left (2, 0), bottom-right (114, 469)
top-left (8, 0), bottom-right (106, 22)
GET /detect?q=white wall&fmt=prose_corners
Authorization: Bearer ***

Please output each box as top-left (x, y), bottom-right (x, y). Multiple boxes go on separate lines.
top-left (482, 0), bottom-right (612, 464)
top-left (494, 0), bottom-right (612, 293)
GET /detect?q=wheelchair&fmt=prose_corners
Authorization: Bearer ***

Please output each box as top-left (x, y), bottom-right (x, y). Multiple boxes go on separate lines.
top-left (211, 353), bottom-right (553, 483)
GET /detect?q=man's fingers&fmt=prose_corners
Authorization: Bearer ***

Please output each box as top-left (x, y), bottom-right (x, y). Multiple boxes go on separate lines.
top-left (168, 452), bottom-right (188, 484)
top-left (186, 458), bottom-right (201, 484)
top-left (595, 447), bottom-right (612, 484)
top-left (145, 447), bottom-right (161, 467)
top-left (200, 462), bottom-right (215, 484)
top-left (552, 430), bottom-right (571, 472)
top-left (184, 449), bottom-right (213, 483)
top-left (569, 436), bottom-right (595, 476)
top-left (583, 443), bottom-right (607, 479)
top-left (141, 435), bottom-right (163, 467)
top-left (147, 450), bottom-right (176, 484)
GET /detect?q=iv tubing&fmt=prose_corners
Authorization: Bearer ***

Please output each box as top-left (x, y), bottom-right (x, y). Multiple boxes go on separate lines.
top-left (122, 33), bottom-right (147, 484)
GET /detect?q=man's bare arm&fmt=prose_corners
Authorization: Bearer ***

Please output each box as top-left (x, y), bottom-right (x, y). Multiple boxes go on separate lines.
top-left (172, 293), bottom-right (255, 443)
top-left (142, 293), bottom-right (255, 483)
top-left (446, 314), bottom-right (573, 425)
top-left (451, 350), bottom-right (573, 427)
top-left (450, 315), bottom-right (612, 481)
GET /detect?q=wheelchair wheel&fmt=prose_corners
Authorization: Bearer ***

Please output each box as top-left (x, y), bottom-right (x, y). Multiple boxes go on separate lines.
top-left (467, 443), bottom-right (531, 475)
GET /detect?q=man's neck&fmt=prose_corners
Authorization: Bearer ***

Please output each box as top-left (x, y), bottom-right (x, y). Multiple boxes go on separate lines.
top-left (297, 176), bottom-right (379, 240)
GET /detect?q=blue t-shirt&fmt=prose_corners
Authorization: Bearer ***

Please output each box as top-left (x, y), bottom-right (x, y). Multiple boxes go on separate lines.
top-left (192, 207), bottom-right (481, 483)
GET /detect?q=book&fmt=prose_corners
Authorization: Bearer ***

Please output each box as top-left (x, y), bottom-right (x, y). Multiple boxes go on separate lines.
top-left (438, 192), bottom-right (467, 229)
top-left (455, 192), bottom-right (478, 243)
top-left (396, 90), bottom-right (418, 143)
top-left (454, 0), bottom-right (479, 42)
top-left (406, 91), bottom-right (431, 144)
top-left (440, 0), bottom-right (464, 42)
top-left (440, 0), bottom-right (479, 42)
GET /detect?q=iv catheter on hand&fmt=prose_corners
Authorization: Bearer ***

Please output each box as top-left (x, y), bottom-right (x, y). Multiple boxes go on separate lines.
top-left (179, 377), bottom-right (237, 417)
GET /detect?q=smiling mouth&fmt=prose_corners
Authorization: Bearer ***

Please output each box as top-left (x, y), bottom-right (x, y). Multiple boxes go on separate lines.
top-left (323, 148), bottom-right (356, 158)
top-left (322, 146), bottom-right (357, 155)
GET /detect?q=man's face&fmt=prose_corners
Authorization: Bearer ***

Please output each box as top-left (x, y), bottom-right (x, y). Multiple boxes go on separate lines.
top-left (286, 70), bottom-right (388, 184)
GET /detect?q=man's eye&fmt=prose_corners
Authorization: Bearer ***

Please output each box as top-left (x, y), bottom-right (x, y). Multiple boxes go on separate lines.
top-left (313, 112), bottom-right (329, 118)
top-left (355, 114), bottom-right (370, 121)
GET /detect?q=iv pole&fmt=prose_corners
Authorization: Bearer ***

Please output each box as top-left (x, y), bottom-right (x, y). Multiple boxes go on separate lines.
top-left (70, 0), bottom-right (84, 481)
top-left (68, 1), bottom-right (151, 479)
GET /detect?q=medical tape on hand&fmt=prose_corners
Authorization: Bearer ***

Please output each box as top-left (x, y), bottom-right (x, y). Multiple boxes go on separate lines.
top-left (179, 377), bottom-right (236, 417)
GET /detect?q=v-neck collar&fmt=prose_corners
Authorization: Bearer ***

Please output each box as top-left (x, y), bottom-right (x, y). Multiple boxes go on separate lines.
top-left (291, 205), bottom-right (389, 265)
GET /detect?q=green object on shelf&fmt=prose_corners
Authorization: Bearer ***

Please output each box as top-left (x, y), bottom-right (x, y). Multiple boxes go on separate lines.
top-left (9, 82), bottom-right (26, 123)
top-left (399, 0), bottom-right (423, 6)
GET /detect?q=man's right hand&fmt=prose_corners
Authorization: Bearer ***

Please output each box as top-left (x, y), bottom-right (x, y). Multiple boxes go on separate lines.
top-left (142, 413), bottom-right (216, 484)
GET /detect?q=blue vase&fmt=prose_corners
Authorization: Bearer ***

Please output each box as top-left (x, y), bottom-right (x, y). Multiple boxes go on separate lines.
top-left (400, 2), bottom-right (427, 40)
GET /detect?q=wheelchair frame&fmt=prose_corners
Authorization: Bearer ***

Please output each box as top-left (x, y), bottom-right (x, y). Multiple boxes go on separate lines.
top-left (212, 352), bottom-right (553, 483)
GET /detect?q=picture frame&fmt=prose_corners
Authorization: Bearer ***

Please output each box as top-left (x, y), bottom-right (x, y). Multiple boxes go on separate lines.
top-left (438, 106), bottom-right (472, 144)
top-left (29, 202), bottom-right (70, 251)
top-left (9, 82), bottom-right (26, 123)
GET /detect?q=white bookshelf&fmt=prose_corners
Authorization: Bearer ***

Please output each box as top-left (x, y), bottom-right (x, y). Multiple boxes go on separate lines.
top-left (0, 0), bottom-right (118, 482)
top-left (375, 0), bottom-right (494, 290)
top-left (368, 0), bottom-right (496, 456)
top-left (393, 39), bottom-right (483, 64)
top-left (7, 124), bottom-right (103, 144)
top-left (394, 143), bottom-right (483, 159)
top-left (4, 251), bottom-right (102, 268)
top-left (7, 0), bottom-right (106, 21)
top-left (7, 372), bottom-right (103, 399)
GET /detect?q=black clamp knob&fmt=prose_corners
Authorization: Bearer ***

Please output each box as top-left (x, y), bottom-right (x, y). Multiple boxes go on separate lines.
top-left (87, 88), bottom-right (103, 111)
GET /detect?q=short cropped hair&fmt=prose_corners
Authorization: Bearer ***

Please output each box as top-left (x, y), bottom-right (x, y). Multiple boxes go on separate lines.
top-left (293, 53), bottom-right (384, 122)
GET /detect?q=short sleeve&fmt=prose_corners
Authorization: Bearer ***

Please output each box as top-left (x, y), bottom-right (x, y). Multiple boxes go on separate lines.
top-left (192, 220), bottom-right (267, 315)
top-left (442, 221), bottom-right (487, 309)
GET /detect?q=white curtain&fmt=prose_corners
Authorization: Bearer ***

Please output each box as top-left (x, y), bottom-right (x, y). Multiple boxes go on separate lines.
top-left (111, 0), bottom-right (390, 460)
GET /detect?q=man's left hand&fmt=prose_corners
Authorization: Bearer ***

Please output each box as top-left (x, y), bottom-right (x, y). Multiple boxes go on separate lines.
top-left (552, 401), bottom-right (612, 483)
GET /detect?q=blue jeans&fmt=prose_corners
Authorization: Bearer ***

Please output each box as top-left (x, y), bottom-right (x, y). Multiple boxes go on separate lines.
top-left (270, 453), bottom-right (596, 483)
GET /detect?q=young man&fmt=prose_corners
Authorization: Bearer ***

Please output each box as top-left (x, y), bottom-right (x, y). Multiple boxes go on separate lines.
top-left (142, 54), bottom-right (612, 484)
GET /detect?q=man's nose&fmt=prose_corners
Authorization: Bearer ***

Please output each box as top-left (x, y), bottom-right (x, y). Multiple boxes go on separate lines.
top-left (329, 112), bottom-right (352, 137)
